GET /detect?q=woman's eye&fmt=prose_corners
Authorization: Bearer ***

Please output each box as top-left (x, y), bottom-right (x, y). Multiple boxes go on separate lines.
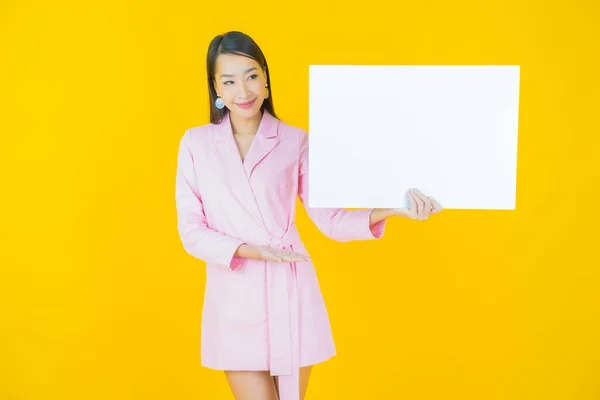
top-left (224, 81), bottom-right (233, 85)
top-left (248, 74), bottom-right (258, 80)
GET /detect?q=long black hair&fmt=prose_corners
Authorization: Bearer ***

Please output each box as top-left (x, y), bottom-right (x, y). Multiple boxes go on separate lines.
top-left (206, 31), bottom-right (278, 124)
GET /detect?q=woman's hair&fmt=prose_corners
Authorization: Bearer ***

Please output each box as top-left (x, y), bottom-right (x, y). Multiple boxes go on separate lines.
top-left (206, 31), bottom-right (278, 124)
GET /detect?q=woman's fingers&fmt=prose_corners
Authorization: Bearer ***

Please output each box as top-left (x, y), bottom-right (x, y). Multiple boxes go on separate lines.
top-left (429, 197), bottom-right (443, 214)
top-left (409, 189), bottom-right (425, 220)
top-left (412, 189), bottom-right (431, 219)
top-left (257, 247), bottom-right (276, 262)
top-left (398, 189), bottom-right (443, 221)
top-left (417, 190), bottom-right (433, 213)
top-left (410, 189), bottom-right (423, 218)
top-left (271, 248), bottom-right (310, 263)
top-left (408, 190), bottom-right (418, 218)
top-left (295, 252), bottom-right (310, 261)
top-left (289, 251), bottom-right (310, 262)
top-left (259, 246), bottom-right (310, 263)
top-left (268, 254), bottom-right (283, 262)
top-left (407, 189), bottom-right (444, 220)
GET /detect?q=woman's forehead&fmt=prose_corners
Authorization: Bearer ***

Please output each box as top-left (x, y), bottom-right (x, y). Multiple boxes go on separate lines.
top-left (215, 54), bottom-right (260, 76)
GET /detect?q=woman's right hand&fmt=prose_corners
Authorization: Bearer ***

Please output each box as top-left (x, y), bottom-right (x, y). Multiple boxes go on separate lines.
top-left (254, 246), bottom-right (311, 263)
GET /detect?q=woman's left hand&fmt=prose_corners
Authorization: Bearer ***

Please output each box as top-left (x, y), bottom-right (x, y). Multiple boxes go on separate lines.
top-left (393, 188), bottom-right (443, 221)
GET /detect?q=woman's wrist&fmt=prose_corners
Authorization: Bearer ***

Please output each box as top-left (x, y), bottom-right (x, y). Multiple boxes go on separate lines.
top-left (369, 208), bottom-right (399, 225)
top-left (234, 243), bottom-right (262, 260)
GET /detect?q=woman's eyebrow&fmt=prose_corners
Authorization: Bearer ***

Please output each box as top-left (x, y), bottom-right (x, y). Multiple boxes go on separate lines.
top-left (219, 67), bottom-right (257, 78)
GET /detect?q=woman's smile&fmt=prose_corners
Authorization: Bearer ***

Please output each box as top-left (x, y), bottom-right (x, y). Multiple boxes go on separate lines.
top-left (236, 98), bottom-right (256, 108)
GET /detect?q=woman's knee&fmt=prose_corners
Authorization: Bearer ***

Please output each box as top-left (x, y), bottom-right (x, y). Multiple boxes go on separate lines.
top-left (224, 370), bottom-right (279, 400)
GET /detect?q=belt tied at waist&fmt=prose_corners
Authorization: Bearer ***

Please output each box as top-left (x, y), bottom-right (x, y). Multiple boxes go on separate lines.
top-left (265, 227), bottom-right (302, 400)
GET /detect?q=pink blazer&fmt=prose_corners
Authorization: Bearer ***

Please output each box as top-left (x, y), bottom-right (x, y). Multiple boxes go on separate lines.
top-left (175, 109), bottom-right (386, 400)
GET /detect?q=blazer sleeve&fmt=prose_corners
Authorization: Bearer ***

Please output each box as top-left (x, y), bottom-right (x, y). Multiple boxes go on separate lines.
top-left (297, 130), bottom-right (386, 242)
top-left (175, 130), bottom-right (246, 270)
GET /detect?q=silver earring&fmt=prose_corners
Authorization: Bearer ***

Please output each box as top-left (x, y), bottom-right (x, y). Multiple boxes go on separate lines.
top-left (215, 95), bottom-right (225, 109)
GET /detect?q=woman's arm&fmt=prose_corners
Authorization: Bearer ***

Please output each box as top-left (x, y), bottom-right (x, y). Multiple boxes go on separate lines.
top-left (369, 208), bottom-right (398, 226)
top-left (233, 244), bottom-right (262, 260)
top-left (297, 131), bottom-right (387, 241)
top-left (176, 130), bottom-right (248, 270)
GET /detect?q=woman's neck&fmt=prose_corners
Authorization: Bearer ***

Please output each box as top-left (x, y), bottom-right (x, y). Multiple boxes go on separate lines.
top-left (229, 110), bottom-right (263, 137)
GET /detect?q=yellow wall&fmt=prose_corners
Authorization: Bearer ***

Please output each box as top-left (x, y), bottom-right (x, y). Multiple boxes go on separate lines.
top-left (1, 0), bottom-right (599, 399)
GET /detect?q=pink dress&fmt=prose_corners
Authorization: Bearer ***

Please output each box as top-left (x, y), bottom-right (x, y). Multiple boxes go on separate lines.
top-left (175, 110), bottom-right (386, 400)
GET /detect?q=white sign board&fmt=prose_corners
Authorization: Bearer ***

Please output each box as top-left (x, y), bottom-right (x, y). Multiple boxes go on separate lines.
top-left (308, 65), bottom-right (520, 210)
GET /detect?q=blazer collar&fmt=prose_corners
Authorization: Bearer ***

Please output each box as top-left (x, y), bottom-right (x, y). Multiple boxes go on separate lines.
top-left (213, 109), bottom-right (281, 178)
top-left (215, 109), bottom-right (279, 141)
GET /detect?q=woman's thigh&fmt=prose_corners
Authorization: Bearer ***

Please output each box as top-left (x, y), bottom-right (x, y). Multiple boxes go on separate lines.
top-left (273, 365), bottom-right (313, 400)
top-left (225, 370), bottom-right (279, 400)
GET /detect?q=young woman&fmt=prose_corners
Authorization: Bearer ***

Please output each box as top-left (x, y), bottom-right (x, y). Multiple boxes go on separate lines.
top-left (175, 31), bottom-right (442, 400)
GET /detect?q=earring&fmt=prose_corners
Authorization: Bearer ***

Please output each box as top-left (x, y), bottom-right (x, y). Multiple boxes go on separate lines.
top-left (215, 95), bottom-right (225, 109)
top-left (264, 84), bottom-right (269, 100)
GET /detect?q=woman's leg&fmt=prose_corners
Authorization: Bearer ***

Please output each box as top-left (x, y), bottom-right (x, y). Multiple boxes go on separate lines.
top-left (225, 370), bottom-right (279, 400)
top-left (299, 366), bottom-right (313, 400)
top-left (272, 376), bottom-right (279, 399)
top-left (272, 365), bottom-right (313, 400)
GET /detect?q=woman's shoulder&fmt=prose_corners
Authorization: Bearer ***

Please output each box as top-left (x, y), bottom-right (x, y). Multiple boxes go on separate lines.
top-left (277, 118), bottom-right (308, 143)
top-left (188, 120), bottom-right (220, 136)
top-left (178, 121), bottom-right (219, 148)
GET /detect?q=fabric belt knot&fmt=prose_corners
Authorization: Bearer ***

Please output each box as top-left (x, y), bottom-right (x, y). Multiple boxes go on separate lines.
top-left (265, 227), bottom-right (301, 400)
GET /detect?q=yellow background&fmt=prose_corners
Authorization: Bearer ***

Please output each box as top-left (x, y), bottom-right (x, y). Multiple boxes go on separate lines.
top-left (1, 0), bottom-right (599, 399)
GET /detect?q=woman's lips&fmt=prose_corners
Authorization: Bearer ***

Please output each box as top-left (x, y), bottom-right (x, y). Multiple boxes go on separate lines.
top-left (236, 99), bottom-right (256, 109)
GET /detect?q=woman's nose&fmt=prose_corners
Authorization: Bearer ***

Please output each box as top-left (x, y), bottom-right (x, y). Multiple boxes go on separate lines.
top-left (238, 82), bottom-right (250, 97)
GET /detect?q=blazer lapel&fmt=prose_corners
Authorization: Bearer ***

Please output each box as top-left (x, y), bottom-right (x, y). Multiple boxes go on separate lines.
top-left (243, 110), bottom-right (281, 178)
top-left (212, 110), bottom-right (280, 229)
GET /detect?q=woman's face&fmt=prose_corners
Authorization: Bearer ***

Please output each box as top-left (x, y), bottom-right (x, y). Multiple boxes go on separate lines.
top-left (213, 53), bottom-right (268, 120)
